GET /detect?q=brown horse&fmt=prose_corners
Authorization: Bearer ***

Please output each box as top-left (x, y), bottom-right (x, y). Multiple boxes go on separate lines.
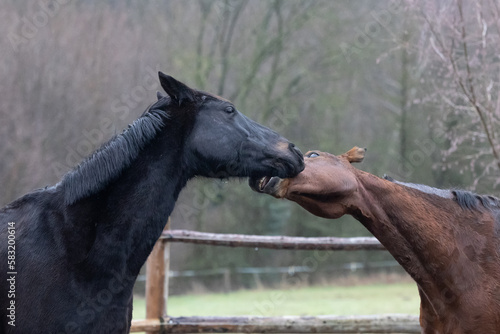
top-left (250, 147), bottom-right (500, 333)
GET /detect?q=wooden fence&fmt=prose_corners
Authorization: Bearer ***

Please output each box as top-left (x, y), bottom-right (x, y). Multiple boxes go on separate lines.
top-left (130, 224), bottom-right (421, 333)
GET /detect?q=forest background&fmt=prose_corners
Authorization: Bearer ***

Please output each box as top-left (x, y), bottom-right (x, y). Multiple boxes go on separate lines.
top-left (2, 0), bottom-right (500, 293)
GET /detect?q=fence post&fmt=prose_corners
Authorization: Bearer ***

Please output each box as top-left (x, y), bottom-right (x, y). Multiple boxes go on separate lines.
top-left (145, 218), bottom-right (170, 334)
top-left (222, 268), bottom-right (231, 293)
top-left (163, 220), bottom-right (171, 316)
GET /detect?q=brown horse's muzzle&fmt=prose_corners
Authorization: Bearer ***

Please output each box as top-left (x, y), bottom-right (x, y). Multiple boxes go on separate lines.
top-left (249, 176), bottom-right (289, 198)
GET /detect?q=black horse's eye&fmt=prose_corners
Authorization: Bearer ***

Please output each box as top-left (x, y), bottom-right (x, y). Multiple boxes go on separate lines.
top-left (307, 152), bottom-right (320, 158)
top-left (225, 106), bottom-right (235, 114)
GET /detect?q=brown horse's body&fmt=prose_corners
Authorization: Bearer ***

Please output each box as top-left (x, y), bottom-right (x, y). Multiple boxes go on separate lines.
top-left (250, 147), bottom-right (500, 333)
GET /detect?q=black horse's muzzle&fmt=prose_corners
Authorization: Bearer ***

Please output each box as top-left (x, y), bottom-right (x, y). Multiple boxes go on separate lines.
top-left (273, 142), bottom-right (304, 178)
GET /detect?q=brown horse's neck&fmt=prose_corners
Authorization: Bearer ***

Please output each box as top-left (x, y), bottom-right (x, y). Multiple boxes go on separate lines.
top-left (347, 170), bottom-right (500, 330)
top-left (348, 172), bottom-right (443, 289)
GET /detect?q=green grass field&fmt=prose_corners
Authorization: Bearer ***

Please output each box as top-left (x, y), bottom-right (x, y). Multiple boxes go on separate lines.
top-left (132, 281), bottom-right (420, 320)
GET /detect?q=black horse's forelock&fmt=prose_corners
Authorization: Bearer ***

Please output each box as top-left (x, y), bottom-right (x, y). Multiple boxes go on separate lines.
top-left (61, 104), bottom-right (169, 205)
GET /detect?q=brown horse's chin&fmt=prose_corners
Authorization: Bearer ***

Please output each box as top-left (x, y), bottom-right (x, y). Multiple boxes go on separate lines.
top-left (248, 176), bottom-right (286, 198)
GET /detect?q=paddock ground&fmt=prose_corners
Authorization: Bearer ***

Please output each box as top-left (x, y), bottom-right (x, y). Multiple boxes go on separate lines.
top-left (132, 277), bottom-right (419, 320)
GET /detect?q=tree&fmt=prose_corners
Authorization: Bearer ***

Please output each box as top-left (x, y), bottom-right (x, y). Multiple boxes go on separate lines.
top-left (410, 0), bottom-right (500, 191)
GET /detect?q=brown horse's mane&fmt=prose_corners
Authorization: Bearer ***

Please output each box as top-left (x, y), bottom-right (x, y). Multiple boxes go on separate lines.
top-left (452, 190), bottom-right (500, 210)
top-left (384, 175), bottom-right (500, 212)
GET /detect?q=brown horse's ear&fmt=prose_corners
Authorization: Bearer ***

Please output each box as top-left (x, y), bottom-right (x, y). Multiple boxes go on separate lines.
top-left (343, 146), bottom-right (366, 163)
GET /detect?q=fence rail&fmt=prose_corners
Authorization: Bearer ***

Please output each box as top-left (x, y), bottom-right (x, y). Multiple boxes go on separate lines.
top-left (131, 315), bottom-right (421, 333)
top-left (131, 226), bottom-right (420, 333)
top-left (161, 229), bottom-right (385, 250)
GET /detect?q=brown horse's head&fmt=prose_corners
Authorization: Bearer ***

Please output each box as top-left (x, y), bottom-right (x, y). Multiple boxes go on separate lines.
top-left (251, 146), bottom-right (500, 332)
top-left (249, 146), bottom-right (366, 218)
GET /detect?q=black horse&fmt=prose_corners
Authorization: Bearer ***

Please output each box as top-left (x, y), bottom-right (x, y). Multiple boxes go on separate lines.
top-left (0, 73), bottom-right (304, 334)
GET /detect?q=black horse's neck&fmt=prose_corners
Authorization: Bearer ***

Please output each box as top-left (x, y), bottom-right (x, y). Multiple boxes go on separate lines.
top-left (92, 133), bottom-right (187, 272)
top-left (58, 102), bottom-right (190, 276)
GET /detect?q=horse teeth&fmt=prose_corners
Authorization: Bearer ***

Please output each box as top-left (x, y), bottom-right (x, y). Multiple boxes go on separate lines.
top-left (259, 177), bottom-right (265, 190)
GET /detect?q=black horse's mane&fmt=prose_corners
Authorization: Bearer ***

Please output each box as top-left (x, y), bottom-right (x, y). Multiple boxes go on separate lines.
top-left (384, 175), bottom-right (500, 211)
top-left (61, 98), bottom-right (170, 205)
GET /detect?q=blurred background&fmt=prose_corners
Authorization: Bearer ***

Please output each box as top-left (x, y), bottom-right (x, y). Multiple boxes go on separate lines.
top-left (2, 0), bottom-right (500, 316)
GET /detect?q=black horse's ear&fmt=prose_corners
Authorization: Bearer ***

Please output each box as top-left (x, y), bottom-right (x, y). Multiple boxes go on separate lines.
top-left (158, 72), bottom-right (196, 106)
top-left (156, 91), bottom-right (166, 100)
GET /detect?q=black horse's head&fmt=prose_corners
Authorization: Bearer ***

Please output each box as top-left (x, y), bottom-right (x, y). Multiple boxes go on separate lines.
top-left (156, 72), bottom-right (304, 179)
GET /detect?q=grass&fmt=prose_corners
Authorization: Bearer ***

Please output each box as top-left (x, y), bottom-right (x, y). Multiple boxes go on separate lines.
top-left (132, 281), bottom-right (420, 320)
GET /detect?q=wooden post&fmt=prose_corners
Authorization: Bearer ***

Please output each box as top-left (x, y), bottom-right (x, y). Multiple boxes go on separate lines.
top-left (145, 218), bottom-right (170, 334)
top-left (163, 220), bottom-right (171, 317)
top-left (222, 268), bottom-right (231, 293)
